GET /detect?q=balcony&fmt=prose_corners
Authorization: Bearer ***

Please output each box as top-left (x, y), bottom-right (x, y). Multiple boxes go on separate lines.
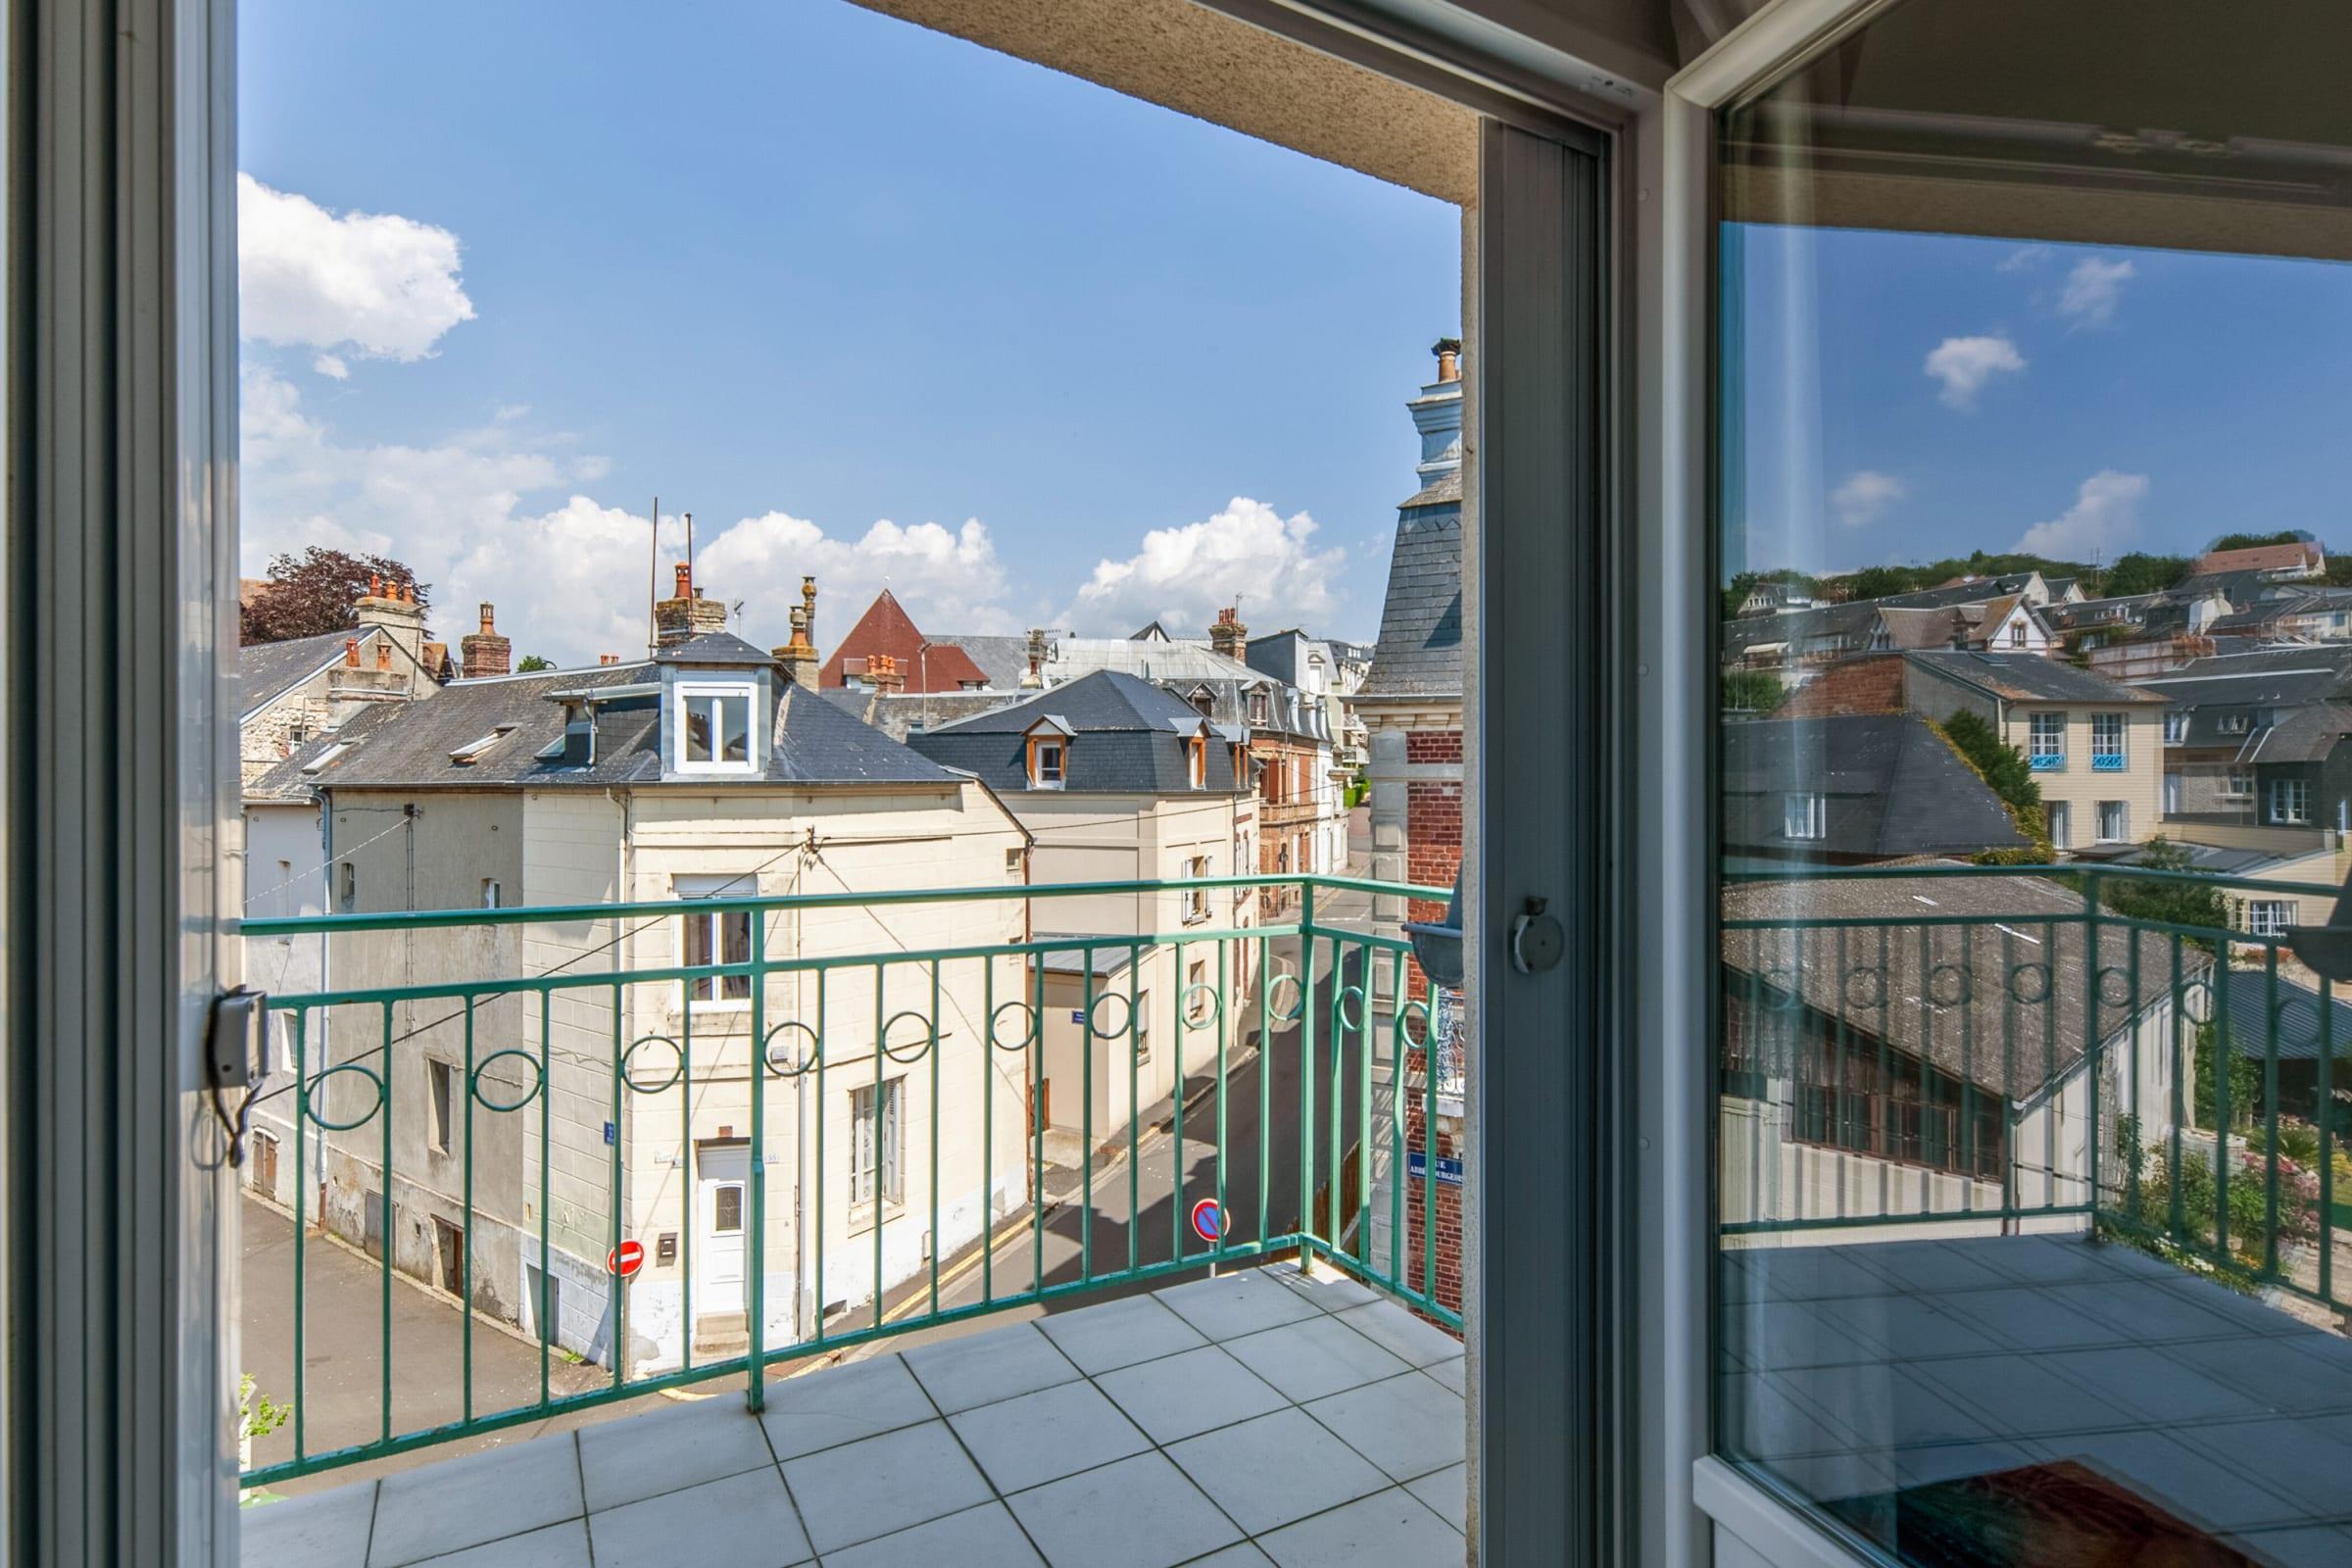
top-left (2091, 753), bottom-right (2128, 772)
top-left (1720, 859), bottom-right (2352, 1559)
top-left (2030, 753), bottom-right (2065, 772)
top-left (241, 1261), bottom-right (1465, 1568)
top-left (232, 875), bottom-right (1462, 1567)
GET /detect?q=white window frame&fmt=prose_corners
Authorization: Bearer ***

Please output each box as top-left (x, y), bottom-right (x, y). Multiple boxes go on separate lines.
top-left (2029, 711), bottom-right (2065, 761)
top-left (850, 1077), bottom-right (905, 1218)
top-left (2272, 777), bottom-right (2312, 825)
top-left (1184, 854), bottom-right (1211, 923)
top-left (2096, 800), bottom-right (2130, 843)
top-left (1782, 792), bottom-right (1825, 842)
top-left (674, 874), bottom-right (754, 1010)
top-left (2246, 901), bottom-right (2292, 939)
top-left (673, 681), bottom-right (759, 775)
top-left (2164, 710), bottom-right (2187, 744)
top-left (2047, 800), bottom-right (2072, 849)
top-left (1031, 738), bottom-right (1066, 790)
top-left (2090, 711), bottom-right (2126, 761)
top-left (2226, 768), bottom-right (2255, 800)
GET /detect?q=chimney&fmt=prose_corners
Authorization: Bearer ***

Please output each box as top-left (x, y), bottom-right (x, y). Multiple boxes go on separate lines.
top-left (869, 654), bottom-right (905, 694)
top-left (375, 641), bottom-right (392, 671)
top-left (1210, 606), bottom-right (1248, 662)
top-left (344, 638), bottom-right (360, 666)
top-left (1022, 628), bottom-right (1049, 689)
top-left (355, 573), bottom-right (430, 691)
top-left (599, 653), bottom-right (618, 666)
top-left (1409, 336), bottom-right (1465, 487)
top-left (772, 588), bottom-right (820, 691)
top-left (461, 601), bottom-right (512, 679)
top-left (653, 561), bottom-right (730, 648)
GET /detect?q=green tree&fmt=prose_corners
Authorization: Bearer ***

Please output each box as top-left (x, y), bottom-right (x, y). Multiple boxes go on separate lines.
top-left (2098, 835), bottom-right (2230, 944)
top-left (1721, 669), bottom-right (1785, 713)
top-left (2098, 552), bottom-right (2192, 598)
top-left (1934, 710), bottom-right (2051, 861)
top-left (516, 654), bottom-right (556, 672)
top-left (2206, 529), bottom-right (2310, 554)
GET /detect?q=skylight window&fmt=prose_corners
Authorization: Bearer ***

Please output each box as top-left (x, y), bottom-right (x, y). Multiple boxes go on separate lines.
top-left (448, 725), bottom-right (515, 764)
top-left (301, 742), bottom-right (350, 775)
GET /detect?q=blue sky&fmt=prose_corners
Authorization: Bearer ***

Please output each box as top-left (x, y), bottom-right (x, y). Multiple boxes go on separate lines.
top-left (1727, 223), bottom-right (2352, 583)
top-left (237, 1), bottom-right (1460, 665)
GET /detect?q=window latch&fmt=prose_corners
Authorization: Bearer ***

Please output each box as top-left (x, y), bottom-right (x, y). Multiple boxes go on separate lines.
top-left (1508, 897), bottom-right (1565, 976)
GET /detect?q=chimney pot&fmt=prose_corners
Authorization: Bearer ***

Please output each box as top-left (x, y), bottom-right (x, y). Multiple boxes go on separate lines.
top-left (479, 603), bottom-right (495, 635)
top-left (369, 573), bottom-right (382, 596)
top-left (673, 564), bottom-right (692, 599)
top-left (376, 642), bottom-right (392, 670)
top-left (344, 638), bottom-right (360, 666)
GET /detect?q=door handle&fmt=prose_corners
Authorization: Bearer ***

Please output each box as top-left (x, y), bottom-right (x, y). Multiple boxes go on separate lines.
top-left (1509, 898), bottom-right (1565, 975)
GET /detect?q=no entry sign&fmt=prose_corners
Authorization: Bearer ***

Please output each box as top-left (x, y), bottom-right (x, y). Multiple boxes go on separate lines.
top-left (608, 1239), bottom-right (646, 1279)
top-left (1190, 1198), bottom-right (1225, 1245)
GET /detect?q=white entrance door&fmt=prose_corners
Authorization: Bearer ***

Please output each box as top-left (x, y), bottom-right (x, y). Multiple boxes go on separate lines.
top-left (696, 1143), bottom-right (750, 1317)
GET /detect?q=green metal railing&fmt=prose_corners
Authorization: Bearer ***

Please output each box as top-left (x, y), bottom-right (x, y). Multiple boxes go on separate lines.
top-left (1723, 860), bottom-right (2349, 1313)
top-left (236, 873), bottom-right (1454, 1486)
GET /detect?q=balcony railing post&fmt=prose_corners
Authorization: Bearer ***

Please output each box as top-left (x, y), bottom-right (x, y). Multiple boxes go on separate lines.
top-left (1299, 880), bottom-right (1318, 1255)
top-left (747, 913), bottom-right (767, 1413)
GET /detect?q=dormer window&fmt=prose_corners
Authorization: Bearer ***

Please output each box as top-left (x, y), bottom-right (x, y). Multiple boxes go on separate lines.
top-left (1031, 739), bottom-right (1065, 789)
top-left (675, 682), bottom-right (756, 773)
top-left (1187, 734), bottom-right (1207, 789)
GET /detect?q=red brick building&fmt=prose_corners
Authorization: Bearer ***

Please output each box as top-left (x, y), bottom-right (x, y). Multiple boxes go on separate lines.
top-left (820, 588), bottom-right (992, 693)
top-left (1354, 342), bottom-right (1465, 1317)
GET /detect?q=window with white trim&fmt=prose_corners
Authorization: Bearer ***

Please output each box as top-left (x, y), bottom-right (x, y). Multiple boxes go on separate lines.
top-left (675, 875), bottom-right (753, 1005)
top-left (1187, 734), bottom-right (1207, 789)
top-left (2090, 711), bottom-right (2126, 760)
top-left (1031, 738), bottom-right (1065, 789)
top-left (2007, 619), bottom-right (2026, 647)
top-left (850, 1078), bottom-right (904, 1214)
top-left (2096, 801), bottom-right (2129, 843)
top-left (2164, 710), bottom-right (2187, 744)
top-left (1783, 792), bottom-right (1825, 842)
top-left (674, 682), bottom-right (756, 773)
top-left (2029, 711), bottom-right (2065, 761)
top-left (2047, 801), bottom-right (2071, 849)
top-left (2272, 777), bottom-right (2311, 825)
top-left (2226, 768), bottom-right (2254, 800)
top-left (2246, 901), bottom-right (2292, 938)
top-left (1184, 854), bottom-right (1210, 923)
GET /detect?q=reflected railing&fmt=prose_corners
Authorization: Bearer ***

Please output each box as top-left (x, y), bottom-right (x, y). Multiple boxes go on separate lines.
top-left (235, 873), bottom-right (1454, 1487)
top-left (1724, 860), bottom-right (2351, 1316)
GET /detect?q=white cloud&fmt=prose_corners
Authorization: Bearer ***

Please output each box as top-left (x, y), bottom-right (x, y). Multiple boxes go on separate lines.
top-left (312, 353), bottom-right (350, 380)
top-left (1832, 469), bottom-right (1906, 529)
top-left (241, 368), bottom-right (1022, 666)
top-left (1923, 334), bottom-right (2027, 410)
top-left (2009, 470), bottom-right (2150, 559)
top-left (1996, 245), bottom-right (2051, 273)
top-left (2057, 256), bottom-right (2134, 328)
top-left (699, 513), bottom-right (1016, 641)
top-left (1065, 498), bottom-right (1345, 636)
top-left (238, 173), bottom-right (476, 363)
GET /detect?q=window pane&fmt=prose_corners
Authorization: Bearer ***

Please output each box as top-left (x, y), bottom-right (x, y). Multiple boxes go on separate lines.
top-left (683, 909), bottom-right (713, 1001)
top-left (712, 1184), bottom-right (743, 1234)
top-left (719, 694), bottom-right (751, 763)
top-left (1715, 4), bottom-right (2352, 1558)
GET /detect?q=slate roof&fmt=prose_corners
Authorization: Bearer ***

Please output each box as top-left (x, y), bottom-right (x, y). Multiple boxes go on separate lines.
top-left (906, 669), bottom-right (1249, 795)
top-left (2235, 702), bottom-right (2352, 765)
top-left (2221, 974), bottom-right (2352, 1061)
top-left (2132, 648), bottom-right (2352, 748)
top-left (937, 636), bottom-right (1032, 692)
top-left (256, 658), bottom-right (957, 794)
top-left (818, 590), bottom-right (992, 692)
top-left (1358, 472), bottom-right (1461, 701)
top-left (1722, 872), bottom-right (2188, 1101)
top-left (1720, 714), bottom-right (2027, 862)
top-left (655, 630), bottom-right (776, 666)
top-left (237, 626), bottom-right (384, 720)
top-left (1904, 650), bottom-right (2165, 705)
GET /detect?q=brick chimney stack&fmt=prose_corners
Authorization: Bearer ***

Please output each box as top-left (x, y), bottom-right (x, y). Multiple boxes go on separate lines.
top-left (1209, 606), bottom-right (1249, 662)
top-left (772, 581), bottom-right (821, 691)
top-left (653, 560), bottom-right (730, 648)
top-left (461, 602), bottom-right (512, 679)
top-left (355, 573), bottom-right (430, 688)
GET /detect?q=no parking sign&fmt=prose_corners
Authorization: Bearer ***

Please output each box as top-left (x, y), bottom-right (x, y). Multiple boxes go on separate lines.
top-left (1190, 1198), bottom-right (1225, 1245)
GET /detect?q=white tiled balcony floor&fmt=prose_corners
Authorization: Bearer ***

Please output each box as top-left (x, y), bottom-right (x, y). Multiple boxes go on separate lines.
top-left (242, 1261), bottom-right (1468, 1568)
